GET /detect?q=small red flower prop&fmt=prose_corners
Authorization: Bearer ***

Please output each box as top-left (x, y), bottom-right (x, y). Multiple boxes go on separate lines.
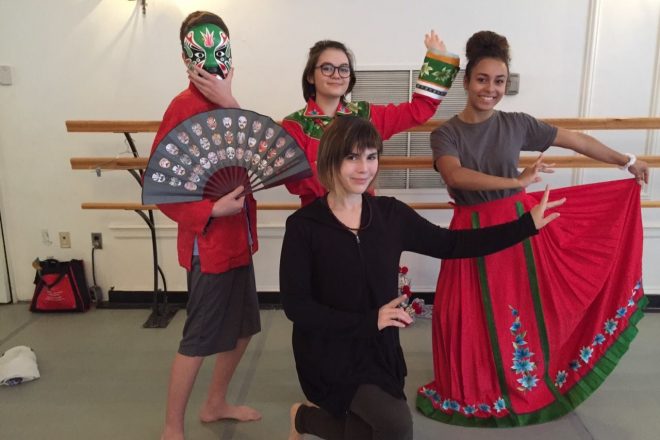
top-left (399, 266), bottom-right (409, 274)
top-left (401, 285), bottom-right (412, 296)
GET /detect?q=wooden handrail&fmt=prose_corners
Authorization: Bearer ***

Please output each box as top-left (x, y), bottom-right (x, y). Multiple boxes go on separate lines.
top-left (81, 200), bottom-right (660, 211)
top-left (66, 120), bottom-right (161, 133)
top-left (70, 116), bottom-right (660, 212)
top-left (71, 155), bottom-right (660, 171)
top-left (82, 202), bottom-right (159, 210)
top-left (71, 157), bottom-right (148, 170)
top-left (66, 117), bottom-right (660, 134)
top-left (380, 155), bottom-right (660, 169)
top-left (410, 117), bottom-right (660, 132)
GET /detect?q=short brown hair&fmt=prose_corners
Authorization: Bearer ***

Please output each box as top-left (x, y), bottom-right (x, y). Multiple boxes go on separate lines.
top-left (317, 116), bottom-right (383, 191)
top-left (302, 40), bottom-right (356, 102)
top-left (180, 11), bottom-right (229, 48)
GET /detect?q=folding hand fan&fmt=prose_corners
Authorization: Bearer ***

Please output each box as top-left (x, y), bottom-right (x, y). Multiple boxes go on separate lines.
top-left (142, 108), bottom-right (312, 205)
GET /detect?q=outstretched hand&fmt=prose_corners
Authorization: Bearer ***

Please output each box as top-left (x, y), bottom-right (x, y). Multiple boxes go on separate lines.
top-left (211, 185), bottom-right (245, 218)
top-left (517, 154), bottom-right (555, 188)
top-left (530, 186), bottom-right (565, 229)
top-left (188, 65), bottom-right (240, 108)
top-left (377, 295), bottom-right (413, 330)
top-left (424, 30), bottom-right (447, 53)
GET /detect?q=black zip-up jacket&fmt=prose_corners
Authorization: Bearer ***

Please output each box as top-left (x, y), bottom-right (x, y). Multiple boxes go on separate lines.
top-left (279, 194), bottom-right (538, 416)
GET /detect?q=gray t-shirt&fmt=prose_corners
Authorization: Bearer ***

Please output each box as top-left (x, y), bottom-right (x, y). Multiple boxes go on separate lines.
top-left (431, 111), bottom-right (557, 205)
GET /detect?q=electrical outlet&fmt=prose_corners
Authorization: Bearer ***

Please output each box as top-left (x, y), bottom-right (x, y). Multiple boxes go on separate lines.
top-left (59, 232), bottom-right (71, 248)
top-left (91, 232), bottom-right (103, 249)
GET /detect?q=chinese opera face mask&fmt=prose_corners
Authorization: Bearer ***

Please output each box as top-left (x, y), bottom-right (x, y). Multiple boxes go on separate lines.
top-left (183, 24), bottom-right (231, 78)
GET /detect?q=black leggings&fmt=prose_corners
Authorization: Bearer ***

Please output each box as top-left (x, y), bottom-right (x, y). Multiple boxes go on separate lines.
top-left (295, 384), bottom-right (413, 440)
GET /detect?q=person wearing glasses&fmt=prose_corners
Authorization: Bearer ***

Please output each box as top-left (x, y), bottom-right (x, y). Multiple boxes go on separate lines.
top-left (281, 33), bottom-right (460, 206)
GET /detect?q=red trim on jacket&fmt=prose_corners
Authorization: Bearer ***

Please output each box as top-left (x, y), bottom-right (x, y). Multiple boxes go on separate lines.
top-left (282, 93), bottom-right (441, 206)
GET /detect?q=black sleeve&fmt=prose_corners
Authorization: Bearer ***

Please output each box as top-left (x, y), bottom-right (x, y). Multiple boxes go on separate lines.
top-left (395, 200), bottom-right (538, 259)
top-left (279, 216), bottom-right (380, 339)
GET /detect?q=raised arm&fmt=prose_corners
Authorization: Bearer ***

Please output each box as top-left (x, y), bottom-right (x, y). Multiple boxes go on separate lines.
top-left (553, 127), bottom-right (648, 184)
top-left (370, 31), bottom-right (460, 140)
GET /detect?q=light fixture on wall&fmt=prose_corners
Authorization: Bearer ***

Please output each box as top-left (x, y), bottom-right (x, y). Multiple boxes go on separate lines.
top-left (129, 0), bottom-right (147, 16)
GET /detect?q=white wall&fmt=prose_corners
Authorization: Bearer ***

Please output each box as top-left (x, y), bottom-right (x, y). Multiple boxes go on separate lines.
top-left (0, 0), bottom-right (658, 300)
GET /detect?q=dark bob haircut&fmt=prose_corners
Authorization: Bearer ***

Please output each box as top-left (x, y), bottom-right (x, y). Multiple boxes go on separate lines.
top-left (317, 116), bottom-right (383, 191)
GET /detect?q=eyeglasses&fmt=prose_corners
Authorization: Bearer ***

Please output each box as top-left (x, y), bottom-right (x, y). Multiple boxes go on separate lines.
top-left (316, 63), bottom-right (352, 78)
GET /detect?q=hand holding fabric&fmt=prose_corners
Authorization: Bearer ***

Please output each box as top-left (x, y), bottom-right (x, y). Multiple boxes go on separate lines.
top-left (628, 159), bottom-right (649, 184)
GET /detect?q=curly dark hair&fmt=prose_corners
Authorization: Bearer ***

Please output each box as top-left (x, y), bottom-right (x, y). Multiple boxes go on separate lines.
top-left (464, 30), bottom-right (510, 79)
top-left (301, 40), bottom-right (357, 102)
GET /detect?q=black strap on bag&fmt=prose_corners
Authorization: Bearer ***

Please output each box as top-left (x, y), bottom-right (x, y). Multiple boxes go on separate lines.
top-left (35, 259), bottom-right (66, 289)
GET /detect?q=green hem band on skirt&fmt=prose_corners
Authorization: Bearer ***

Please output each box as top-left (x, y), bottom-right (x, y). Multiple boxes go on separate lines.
top-left (416, 295), bottom-right (648, 428)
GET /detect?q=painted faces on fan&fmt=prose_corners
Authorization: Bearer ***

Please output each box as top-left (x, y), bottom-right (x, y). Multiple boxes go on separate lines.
top-left (183, 23), bottom-right (231, 78)
top-left (465, 57), bottom-right (508, 114)
top-left (309, 48), bottom-right (351, 100)
top-left (334, 147), bottom-right (379, 195)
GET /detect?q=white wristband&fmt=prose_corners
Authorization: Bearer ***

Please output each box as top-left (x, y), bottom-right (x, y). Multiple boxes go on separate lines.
top-left (619, 153), bottom-right (636, 171)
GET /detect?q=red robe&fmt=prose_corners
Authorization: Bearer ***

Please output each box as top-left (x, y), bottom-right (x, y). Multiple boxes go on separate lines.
top-left (149, 84), bottom-right (258, 274)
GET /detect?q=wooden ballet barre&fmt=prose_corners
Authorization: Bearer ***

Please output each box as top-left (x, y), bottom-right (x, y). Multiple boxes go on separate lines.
top-left (81, 202), bottom-right (303, 211)
top-left (66, 117), bottom-right (660, 134)
top-left (82, 202), bottom-right (158, 210)
top-left (71, 155), bottom-right (660, 171)
top-left (80, 202), bottom-right (451, 210)
top-left (380, 155), bottom-right (660, 169)
top-left (80, 202), bottom-right (455, 210)
top-left (66, 120), bottom-right (161, 133)
top-left (410, 117), bottom-right (660, 132)
top-left (81, 200), bottom-right (660, 210)
top-left (71, 157), bottom-right (148, 170)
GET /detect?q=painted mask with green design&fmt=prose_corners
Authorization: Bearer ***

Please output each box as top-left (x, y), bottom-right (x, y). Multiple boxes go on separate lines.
top-left (183, 24), bottom-right (231, 78)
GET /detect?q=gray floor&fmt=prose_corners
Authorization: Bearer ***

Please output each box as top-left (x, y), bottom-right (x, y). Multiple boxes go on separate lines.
top-left (0, 304), bottom-right (658, 440)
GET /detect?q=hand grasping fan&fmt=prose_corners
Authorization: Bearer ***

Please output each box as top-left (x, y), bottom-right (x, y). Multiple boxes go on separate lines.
top-left (142, 108), bottom-right (312, 204)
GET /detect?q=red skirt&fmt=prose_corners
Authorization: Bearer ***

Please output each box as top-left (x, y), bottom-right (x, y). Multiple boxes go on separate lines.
top-left (417, 179), bottom-right (646, 427)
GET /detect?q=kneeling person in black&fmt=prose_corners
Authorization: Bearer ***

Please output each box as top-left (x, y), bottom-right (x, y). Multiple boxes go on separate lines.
top-left (279, 116), bottom-right (564, 440)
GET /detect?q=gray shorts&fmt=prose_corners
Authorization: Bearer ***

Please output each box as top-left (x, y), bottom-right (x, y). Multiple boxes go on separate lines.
top-left (178, 257), bottom-right (261, 357)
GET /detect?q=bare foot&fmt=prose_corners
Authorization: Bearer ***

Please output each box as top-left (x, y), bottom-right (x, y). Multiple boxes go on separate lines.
top-left (160, 426), bottom-right (185, 440)
top-left (289, 402), bottom-right (303, 440)
top-left (199, 404), bottom-right (262, 423)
